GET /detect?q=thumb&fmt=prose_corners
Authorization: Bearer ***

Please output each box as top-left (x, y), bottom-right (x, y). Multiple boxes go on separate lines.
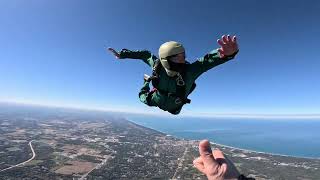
top-left (199, 140), bottom-right (216, 167)
top-left (217, 48), bottom-right (225, 58)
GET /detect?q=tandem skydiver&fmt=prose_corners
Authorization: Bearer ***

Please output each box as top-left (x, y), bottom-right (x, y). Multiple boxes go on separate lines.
top-left (107, 34), bottom-right (239, 115)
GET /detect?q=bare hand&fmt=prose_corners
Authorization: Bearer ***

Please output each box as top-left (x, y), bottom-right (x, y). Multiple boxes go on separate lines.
top-left (107, 47), bottom-right (120, 59)
top-left (193, 140), bottom-right (240, 180)
top-left (217, 35), bottom-right (239, 58)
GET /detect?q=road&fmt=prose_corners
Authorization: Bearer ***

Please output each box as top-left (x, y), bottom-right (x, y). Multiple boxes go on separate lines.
top-left (0, 140), bottom-right (36, 172)
top-left (171, 147), bottom-right (189, 180)
top-left (79, 155), bottom-right (112, 180)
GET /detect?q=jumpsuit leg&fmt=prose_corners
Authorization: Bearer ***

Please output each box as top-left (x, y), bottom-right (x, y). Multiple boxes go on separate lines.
top-left (169, 106), bottom-right (183, 115)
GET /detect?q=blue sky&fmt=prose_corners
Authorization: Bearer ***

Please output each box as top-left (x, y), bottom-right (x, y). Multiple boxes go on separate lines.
top-left (0, 0), bottom-right (319, 116)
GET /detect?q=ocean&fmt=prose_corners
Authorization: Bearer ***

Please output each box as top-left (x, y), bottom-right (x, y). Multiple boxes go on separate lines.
top-left (126, 114), bottom-right (320, 159)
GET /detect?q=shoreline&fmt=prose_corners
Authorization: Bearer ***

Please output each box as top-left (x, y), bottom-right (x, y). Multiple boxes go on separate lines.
top-left (127, 119), bottom-right (320, 160)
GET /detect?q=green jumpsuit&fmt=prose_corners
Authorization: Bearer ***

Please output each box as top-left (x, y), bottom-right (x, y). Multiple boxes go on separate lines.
top-left (119, 49), bottom-right (237, 115)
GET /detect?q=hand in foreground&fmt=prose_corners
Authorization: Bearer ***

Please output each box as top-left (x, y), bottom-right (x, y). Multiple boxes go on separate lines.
top-left (107, 47), bottom-right (120, 59)
top-left (217, 35), bottom-right (239, 58)
top-left (193, 140), bottom-right (240, 180)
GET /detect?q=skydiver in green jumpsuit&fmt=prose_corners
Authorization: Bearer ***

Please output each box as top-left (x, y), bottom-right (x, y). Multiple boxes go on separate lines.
top-left (108, 34), bottom-right (239, 115)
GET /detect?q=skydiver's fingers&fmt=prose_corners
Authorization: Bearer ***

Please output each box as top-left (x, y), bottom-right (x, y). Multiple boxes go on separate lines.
top-left (212, 149), bottom-right (228, 175)
top-left (193, 157), bottom-right (206, 174)
top-left (199, 140), bottom-right (217, 167)
top-left (218, 48), bottom-right (225, 58)
top-left (222, 35), bottom-right (228, 44)
top-left (227, 35), bottom-right (232, 42)
top-left (213, 149), bottom-right (227, 166)
top-left (107, 47), bottom-right (118, 55)
top-left (219, 163), bottom-right (228, 176)
top-left (107, 47), bottom-right (120, 59)
top-left (107, 47), bottom-right (115, 52)
top-left (232, 36), bottom-right (239, 50)
top-left (232, 36), bottom-right (237, 43)
top-left (217, 39), bottom-right (226, 47)
top-left (213, 149), bottom-right (226, 160)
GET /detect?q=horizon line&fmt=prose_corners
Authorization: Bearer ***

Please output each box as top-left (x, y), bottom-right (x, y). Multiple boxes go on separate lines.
top-left (0, 100), bottom-right (320, 120)
top-left (1, 100), bottom-right (320, 119)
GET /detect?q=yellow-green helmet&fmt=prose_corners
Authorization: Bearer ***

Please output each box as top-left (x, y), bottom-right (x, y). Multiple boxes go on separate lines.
top-left (158, 41), bottom-right (185, 77)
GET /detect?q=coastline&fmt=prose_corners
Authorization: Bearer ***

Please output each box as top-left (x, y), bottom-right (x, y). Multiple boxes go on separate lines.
top-left (1, 102), bottom-right (318, 160)
top-left (127, 118), bottom-right (320, 160)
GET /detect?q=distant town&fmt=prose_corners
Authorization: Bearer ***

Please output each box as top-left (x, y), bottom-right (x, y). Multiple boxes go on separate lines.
top-left (0, 103), bottom-right (319, 179)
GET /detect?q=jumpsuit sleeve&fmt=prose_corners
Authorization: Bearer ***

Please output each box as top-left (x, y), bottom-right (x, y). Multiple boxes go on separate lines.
top-left (189, 49), bottom-right (238, 79)
top-left (138, 81), bottom-right (155, 106)
top-left (119, 49), bottom-right (157, 67)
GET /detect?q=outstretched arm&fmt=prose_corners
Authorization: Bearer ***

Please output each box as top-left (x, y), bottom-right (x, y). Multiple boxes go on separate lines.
top-left (190, 35), bottom-right (239, 79)
top-left (107, 47), bottom-right (157, 67)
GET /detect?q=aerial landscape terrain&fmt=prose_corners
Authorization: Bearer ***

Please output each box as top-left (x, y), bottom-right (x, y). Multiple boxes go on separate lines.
top-left (0, 103), bottom-right (319, 180)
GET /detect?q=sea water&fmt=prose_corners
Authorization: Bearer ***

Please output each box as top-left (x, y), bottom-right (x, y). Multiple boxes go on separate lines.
top-left (127, 115), bottom-right (320, 158)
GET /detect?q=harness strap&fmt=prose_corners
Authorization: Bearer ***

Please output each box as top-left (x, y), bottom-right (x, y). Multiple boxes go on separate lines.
top-left (149, 59), bottom-right (195, 106)
top-left (155, 88), bottom-right (191, 104)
